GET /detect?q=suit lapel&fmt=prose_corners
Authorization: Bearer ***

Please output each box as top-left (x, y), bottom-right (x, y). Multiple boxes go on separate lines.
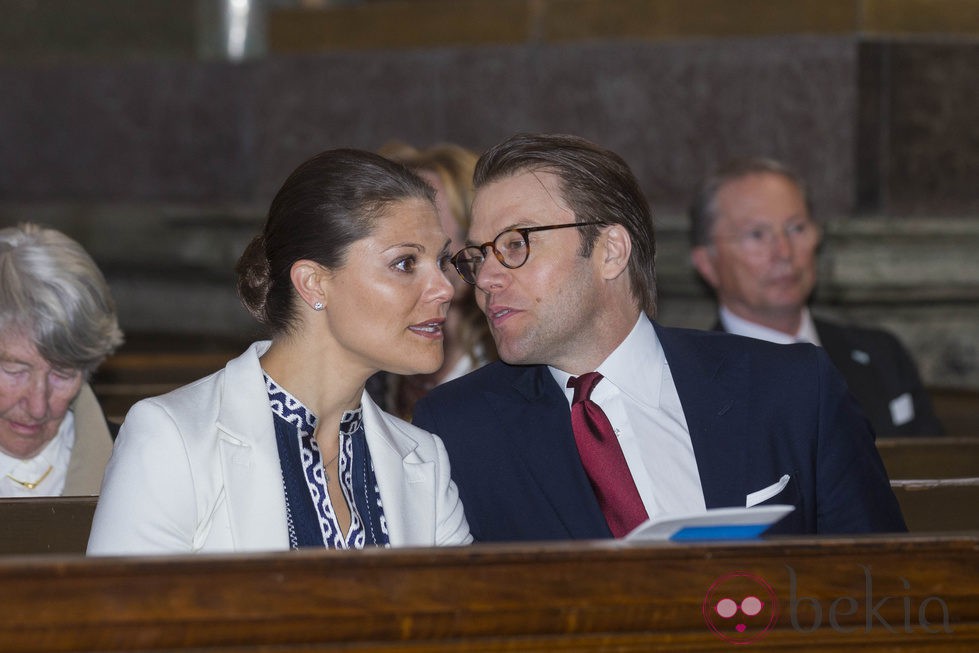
top-left (656, 324), bottom-right (751, 509)
top-left (815, 319), bottom-right (870, 386)
top-left (214, 343), bottom-right (290, 551)
top-left (488, 366), bottom-right (611, 539)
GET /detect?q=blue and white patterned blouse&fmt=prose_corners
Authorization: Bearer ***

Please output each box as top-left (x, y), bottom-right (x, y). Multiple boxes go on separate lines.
top-left (265, 374), bottom-right (389, 549)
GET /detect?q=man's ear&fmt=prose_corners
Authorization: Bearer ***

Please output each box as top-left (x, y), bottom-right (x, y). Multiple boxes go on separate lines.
top-left (599, 224), bottom-right (632, 281)
top-left (691, 246), bottom-right (720, 289)
top-left (290, 259), bottom-right (328, 311)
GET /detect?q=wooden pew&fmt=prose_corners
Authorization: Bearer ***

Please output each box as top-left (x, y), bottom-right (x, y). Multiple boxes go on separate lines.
top-left (0, 497), bottom-right (97, 555)
top-left (91, 332), bottom-right (248, 422)
top-left (0, 535), bottom-right (976, 651)
top-left (928, 387), bottom-right (979, 437)
top-left (91, 350), bottom-right (232, 422)
top-left (878, 437), bottom-right (979, 479)
top-left (877, 437), bottom-right (979, 532)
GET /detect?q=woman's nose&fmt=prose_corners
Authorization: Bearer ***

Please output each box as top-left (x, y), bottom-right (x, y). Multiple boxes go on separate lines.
top-left (432, 267), bottom-right (455, 303)
top-left (22, 376), bottom-right (50, 420)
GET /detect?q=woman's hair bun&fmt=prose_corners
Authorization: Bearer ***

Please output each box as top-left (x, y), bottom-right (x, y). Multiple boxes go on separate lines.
top-left (235, 234), bottom-right (271, 324)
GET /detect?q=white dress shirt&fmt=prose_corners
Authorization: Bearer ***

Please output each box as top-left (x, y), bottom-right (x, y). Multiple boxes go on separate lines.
top-left (549, 316), bottom-right (706, 522)
top-left (720, 305), bottom-right (822, 346)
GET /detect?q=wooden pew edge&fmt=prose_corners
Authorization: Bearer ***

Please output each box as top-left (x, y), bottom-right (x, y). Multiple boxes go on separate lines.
top-left (1, 534), bottom-right (977, 652)
top-left (2, 530), bottom-right (977, 566)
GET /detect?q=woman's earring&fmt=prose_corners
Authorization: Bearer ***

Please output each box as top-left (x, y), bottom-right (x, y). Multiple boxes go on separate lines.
top-left (313, 302), bottom-right (324, 311)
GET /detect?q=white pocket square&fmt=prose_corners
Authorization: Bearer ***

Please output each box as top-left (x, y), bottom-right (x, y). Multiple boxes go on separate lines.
top-left (746, 474), bottom-right (791, 507)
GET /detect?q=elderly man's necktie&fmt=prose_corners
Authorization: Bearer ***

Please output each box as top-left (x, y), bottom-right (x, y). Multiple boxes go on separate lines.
top-left (568, 372), bottom-right (648, 537)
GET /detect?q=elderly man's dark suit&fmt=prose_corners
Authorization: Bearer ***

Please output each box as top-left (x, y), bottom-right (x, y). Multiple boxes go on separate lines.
top-left (715, 318), bottom-right (944, 438)
top-left (413, 322), bottom-right (906, 543)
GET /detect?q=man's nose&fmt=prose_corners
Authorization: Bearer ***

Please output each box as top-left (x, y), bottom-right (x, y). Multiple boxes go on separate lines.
top-left (474, 252), bottom-right (509, 292)
top-left (771, 228), bottom-right (794, 259)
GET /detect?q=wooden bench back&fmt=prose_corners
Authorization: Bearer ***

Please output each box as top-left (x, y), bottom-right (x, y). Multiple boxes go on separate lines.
top-left (928, 387), bottom-right (979, 436)
top-left (0, 497), bottom-right (97, 555)
top-left (0, 536), bottom-right (976, 651)
top-left (876, 437), bottom-right (979, 478)
top-left (877, 436), bottom-right (979, 532)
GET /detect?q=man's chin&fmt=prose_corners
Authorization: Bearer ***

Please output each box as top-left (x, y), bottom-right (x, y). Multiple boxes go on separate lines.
top-left (496, 343), bottom-right (529, 366)
top-left (497, 345), bottom-right (545, 368)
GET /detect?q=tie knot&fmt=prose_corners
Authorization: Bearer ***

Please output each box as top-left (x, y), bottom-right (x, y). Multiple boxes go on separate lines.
top-left (567, 371), bottom-right (603, 404)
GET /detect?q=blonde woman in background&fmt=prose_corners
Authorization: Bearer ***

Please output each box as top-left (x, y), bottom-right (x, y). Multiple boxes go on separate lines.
top-left (371, 142), bottom-right (497, 419)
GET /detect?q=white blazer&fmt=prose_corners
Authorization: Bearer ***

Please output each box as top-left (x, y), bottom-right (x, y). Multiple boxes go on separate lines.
top-left (87, 342), bottom-right (471, 555)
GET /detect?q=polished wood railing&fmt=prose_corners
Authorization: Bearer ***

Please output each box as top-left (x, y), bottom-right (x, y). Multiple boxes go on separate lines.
top-left (1, 535), bottom-right (977, 652)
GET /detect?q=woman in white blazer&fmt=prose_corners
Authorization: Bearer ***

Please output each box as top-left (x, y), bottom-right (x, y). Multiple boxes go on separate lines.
top-left (88, 149), bottom-right (471, 555)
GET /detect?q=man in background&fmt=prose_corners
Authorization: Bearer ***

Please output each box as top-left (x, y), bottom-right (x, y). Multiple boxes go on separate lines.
top-left (689, 157), bottom-right (943, 437)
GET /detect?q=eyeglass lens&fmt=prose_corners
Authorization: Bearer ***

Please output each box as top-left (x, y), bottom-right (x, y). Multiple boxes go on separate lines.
top-left (452, 229), bottom-right (528, 284)
top-left (451, 222), bottom-right (606, 285)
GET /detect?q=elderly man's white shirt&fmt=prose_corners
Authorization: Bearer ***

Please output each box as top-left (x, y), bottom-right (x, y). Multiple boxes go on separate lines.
top-left (720, 305), bottom-right (822, 346)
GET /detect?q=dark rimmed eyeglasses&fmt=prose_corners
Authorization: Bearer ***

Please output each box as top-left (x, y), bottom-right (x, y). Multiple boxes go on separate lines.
top-left (450, 221), bottom-right (607, 286)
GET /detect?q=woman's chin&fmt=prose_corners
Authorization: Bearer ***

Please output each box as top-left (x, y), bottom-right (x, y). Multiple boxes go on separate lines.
top-left (386, 355), bottom-right (444, 377)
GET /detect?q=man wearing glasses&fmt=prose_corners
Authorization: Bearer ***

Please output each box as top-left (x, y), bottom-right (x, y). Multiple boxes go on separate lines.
top-left (689, 158), bottom-right (943, 437)
top-left (413, 133), bottom-right (905, 542)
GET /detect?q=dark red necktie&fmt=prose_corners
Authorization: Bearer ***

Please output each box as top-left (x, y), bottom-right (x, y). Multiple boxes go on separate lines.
top-left (568, 372), bottom-right (648, 537)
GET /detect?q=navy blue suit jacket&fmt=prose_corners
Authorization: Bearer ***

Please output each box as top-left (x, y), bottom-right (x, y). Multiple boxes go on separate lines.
top-left (714, 317), bottom-right (943, 437)
top-left (413, 322), bottom-right (906, 542)
top-left (815, 319), bottom-right (943, 437)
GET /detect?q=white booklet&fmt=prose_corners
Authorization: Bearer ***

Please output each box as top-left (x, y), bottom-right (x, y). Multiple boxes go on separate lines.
top-left (624, 504), bottom-right (795, 542)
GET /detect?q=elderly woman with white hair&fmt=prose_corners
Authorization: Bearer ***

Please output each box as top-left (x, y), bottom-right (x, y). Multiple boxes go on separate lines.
top-left (0, 223), bottom-right (123, 496)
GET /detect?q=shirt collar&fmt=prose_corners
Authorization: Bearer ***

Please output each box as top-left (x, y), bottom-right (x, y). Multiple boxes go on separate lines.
top-left (264, 373), bottom-right (364, 438)
top-left (549, 314), bottom-right (665, 409)
top-left (719, 305), bottom-right (821, 346)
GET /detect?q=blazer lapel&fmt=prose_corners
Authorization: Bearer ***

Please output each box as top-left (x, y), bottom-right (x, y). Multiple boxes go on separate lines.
top-left (360, 393), bottom-right (433, 546)
top-left (488, 366), bottom-right (611, 539)
top-left (656, 324), bottom-right (751, 509)
top-left (214, 343), bottom-right (290, 551)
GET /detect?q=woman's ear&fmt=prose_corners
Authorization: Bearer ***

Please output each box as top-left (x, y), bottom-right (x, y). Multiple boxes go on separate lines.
top-left (599, 224), bottom-right (632, 281)
top-left (290, 259), bottom-right (327, 311)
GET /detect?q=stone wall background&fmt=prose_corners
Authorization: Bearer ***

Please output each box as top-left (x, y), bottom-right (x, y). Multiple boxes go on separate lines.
top-left (0, 0), bottom-right (976, 389)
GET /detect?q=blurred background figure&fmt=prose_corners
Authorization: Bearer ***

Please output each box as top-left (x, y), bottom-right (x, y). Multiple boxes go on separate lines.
top-left (0, 223), bottom-right (123, 497)
top-left (371, 142), bottom-right (497, 419)
top-left (689, 158), bottom-right (944, 437)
